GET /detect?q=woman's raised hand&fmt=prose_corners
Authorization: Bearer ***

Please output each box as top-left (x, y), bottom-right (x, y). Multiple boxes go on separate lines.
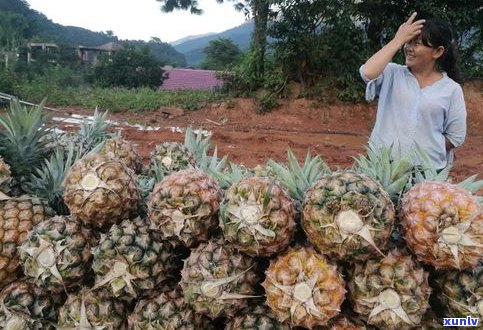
top-left (394, 12), bottom-right (426, 46)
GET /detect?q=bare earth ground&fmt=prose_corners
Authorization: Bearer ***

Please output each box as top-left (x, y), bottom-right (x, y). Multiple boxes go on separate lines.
top-left (55, 81), bottom-right (482, 189)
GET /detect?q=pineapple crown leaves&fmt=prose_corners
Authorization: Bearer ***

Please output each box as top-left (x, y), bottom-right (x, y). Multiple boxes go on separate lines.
top-left (76, 108), bottom-right (114, 153)
top-left (267, 148), bottom-right (330, 203)
top-left (352, 144), bottom-right (413, 202)
top-left (0, 98), bottom-right (54, 181)
top-left (184, 126), bottom-right (212, 161)
top-left (413, 144), bottom-right (483, 200)
top-left (24, 142), bottom-right (82, 214)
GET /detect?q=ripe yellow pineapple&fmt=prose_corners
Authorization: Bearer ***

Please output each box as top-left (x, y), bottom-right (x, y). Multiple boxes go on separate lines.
top-left (62, 152), bottom-right (140, 229)
top-left (302, 171), bottom-right (395, 261)
top-left (262, 246), bottom-right (346, 329)
top-left (147, 169), bottom-right (222, 247)
top-left (348, 249), bottom-right (431, 330)
top-left (402, 180), bottom-right (483, 269)
top-left (220, 176), bottom-right (296, 256)
top-left (0, 196), bottom-right (54, 288)
top-left (180, 238), bottom-right (259, 319)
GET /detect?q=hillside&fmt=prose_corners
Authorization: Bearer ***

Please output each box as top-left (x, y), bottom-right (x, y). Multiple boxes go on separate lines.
top-left (0, 0), bottom-right (186, 66)
top-left (173, 20), bottom-right (253, 66)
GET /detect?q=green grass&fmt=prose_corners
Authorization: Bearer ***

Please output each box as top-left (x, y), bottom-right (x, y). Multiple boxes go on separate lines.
top-left (14, 84), bottom-right (228, 113)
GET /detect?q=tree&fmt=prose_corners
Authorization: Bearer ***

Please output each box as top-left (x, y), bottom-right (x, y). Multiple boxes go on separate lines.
top-left (155, 0), bottom-right (272, 85)
top-left (201, 38), bottom-right (242, 70)
top-left (92, 44), bottom-right (165, 89)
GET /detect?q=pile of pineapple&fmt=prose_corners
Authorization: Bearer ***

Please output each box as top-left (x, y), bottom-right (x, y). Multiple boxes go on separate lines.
top-left (0, 99), bottom-right (482, 329)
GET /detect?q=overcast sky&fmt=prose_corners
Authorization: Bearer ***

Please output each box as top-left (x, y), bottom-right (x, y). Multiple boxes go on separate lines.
top-left (25, 0), bottom-right (247, 43)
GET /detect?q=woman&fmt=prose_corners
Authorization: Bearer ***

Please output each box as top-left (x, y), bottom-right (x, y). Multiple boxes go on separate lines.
top-left (360, 12), bottom-right (467, 171)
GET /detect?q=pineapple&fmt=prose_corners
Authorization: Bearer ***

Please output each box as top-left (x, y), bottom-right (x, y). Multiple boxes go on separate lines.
top-left (99, 135), bottom-right (143, 174)
top-left (62, 152), bottom-right (140, 229)
top-left (320, 316), bottom-right (368, 329)
top-left (23, 142), bottom-right (81, 215)
top-left (302, 171), bottom-right (395, 261)
top-left (180, 238), bottom-right (259, 319)
top-left (91, 217), bottom-right (182, 300)
top-left (0, 98), bottom-right (53, 192)
top-left (225, 304), bottom-right (290, 330)
top-left (0, 196), bottom-right (54, 288)
top-left (348, 249), bottom-right (431, 330)
top-left (54, 108), bottom-right (114, 156)
top-left (262, 246), bottom-right (346, 329)
top-left (147, 169), bottom-right (222, 247)
top-left (434, 265), bottom-right (482, 321)
top-left (147, 142), bottom-right (196, 177)
top-left (0, 156), bottom-right (11, 195)
top-left (18, 215), bottom-right (97, 293)
top-left (128, 288), bottom-right (213, 329)
top-left (58, 287), bottom-right (128, 329)
top-left (401, 180), bottom-right (483, 269)
top-left (219, 176), bottom-right (296, 256)
top-left (0, 280), bottom-right (59, 329)
top-left (268, 149), bottom-right (331, 211)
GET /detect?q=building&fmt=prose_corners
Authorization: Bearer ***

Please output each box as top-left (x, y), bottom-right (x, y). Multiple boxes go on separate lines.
top-left (160, 67), bottom-right (223, 90)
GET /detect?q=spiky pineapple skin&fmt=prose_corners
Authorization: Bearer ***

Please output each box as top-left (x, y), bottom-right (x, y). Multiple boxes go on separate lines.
top-left (0, 156), bottom-right (11, 194)
top-left (148, 142), bottom-right (196, 176)
top-left (0, 280), bottom-right (59, 329)
top-left (434, 265), bottom-right (483, 320)
top-left (147, 169), bottom-right (222, 247)
top-left (92, 217), bottom-right (181, 300)
top-left (302, 171), bottom-right (395, 261)
top-left (58, 288), bottom-right (128, 329)
top-left (348, 249), bottom-right (431, 330)
top-left (0, 197), bottom-right (54, 288)
top-left (225, 304), bottom-right (290, 330)
top-left (220, 176), bottom-right (296, 256)
top-left (402, 180), bottom-right (483, 269)
top-left (62, 153), bottom-right (140, 229)
top-left (128, 288), bottom-right (213, 329)
top-left (262, 246), bottom-right (346, 329)
top-left (180, 238), bottom-right (259, 319)
top-left (19, 215), bottom-right (97, 293)
top-left (100, 137), bottom-right (143, 174)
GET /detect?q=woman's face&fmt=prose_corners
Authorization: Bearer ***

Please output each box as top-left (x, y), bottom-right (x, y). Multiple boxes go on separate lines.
top-left (403, 37), bottom-right (443, 70)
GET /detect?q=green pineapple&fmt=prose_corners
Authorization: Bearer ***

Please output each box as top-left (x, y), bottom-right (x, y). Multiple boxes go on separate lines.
top-left (147, 169), bottom-right (222, 247)
top-left (58, 287), bottom-right (128, 329)
top-left (302, 170), bottom-right (395, 261)
top-left (225, 304), bottom-right (290, 330)
top-left (0, 280), bottom-right (59, 329)
top-left (62, 152), bottom-right (140, 229)
top-left (19, 215), bottom-right (97, 293)
top-left (180, 238), bottom-right (260, 319)
top-left (0, 156), bottom-right (11, 195)
top-left (348, 249), bottom-right (431, 330)
top-left (147, 142), bottom-right (196, 177)
top-left (91, 217), bottom-right (182, 300)
top-left (128, 288), bottom-right (213, 329)
top-left (219, 176), bottom-right (296, 256)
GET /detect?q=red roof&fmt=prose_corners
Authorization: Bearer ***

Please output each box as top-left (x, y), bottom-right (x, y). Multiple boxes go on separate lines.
top-left (160, 68), bottom-right (223, 90)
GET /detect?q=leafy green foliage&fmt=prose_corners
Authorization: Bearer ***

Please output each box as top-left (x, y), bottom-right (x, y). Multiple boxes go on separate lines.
top-left (0, 98), bottom-right (53, 187)
top-left (91, 45), bottom-right (165, 89)
top-left (201, 38), bottom-right (242, 70)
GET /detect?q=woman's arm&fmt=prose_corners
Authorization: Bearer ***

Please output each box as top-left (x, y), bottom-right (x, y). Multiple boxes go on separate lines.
top-left (362, 12), bottom-right (426, 80)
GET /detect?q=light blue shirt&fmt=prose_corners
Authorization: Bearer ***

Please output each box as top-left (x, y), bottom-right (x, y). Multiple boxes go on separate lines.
top-left (360, 63), bottom-right (467, 169)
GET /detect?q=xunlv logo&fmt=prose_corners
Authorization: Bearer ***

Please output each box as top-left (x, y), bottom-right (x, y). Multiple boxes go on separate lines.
top-left (443, 317), bottom-right (479, 327)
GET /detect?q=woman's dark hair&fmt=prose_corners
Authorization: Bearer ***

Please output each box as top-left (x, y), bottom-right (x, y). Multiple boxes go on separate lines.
top-left (420, 17), bottom-right (463, 85)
